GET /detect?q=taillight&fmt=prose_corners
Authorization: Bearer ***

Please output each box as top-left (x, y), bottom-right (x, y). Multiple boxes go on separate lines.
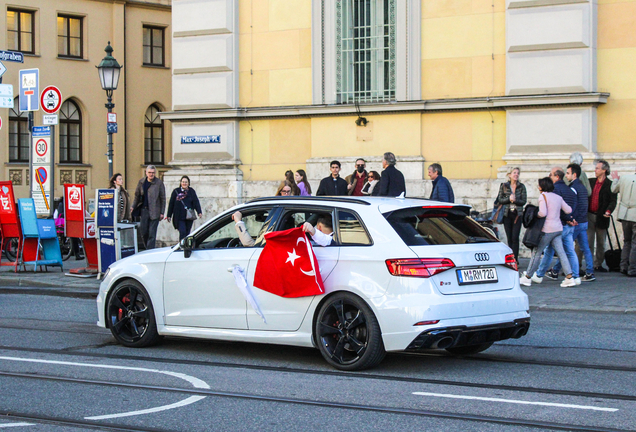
top-left (505, 253), bottom-right (518, 271)
top-left (385, 258), bottom-right (455, 278)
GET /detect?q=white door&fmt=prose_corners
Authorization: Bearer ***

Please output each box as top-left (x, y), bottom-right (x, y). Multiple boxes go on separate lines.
top-left (247, 207), bottom-right (339, 331)
top-left (163, 208), bottom-right (275, 329)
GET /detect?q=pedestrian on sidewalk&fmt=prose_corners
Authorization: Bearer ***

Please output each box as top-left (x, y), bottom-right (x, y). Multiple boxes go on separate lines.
top-left (345, 158), bottom-right (368, 196)
top-left (284, 170), bottom-right (301, 196)
top-left (316, 161), bottom-right (348, 196)
top-left (379, 152), bottom-right (406, 197)
top-left (294, 169), bottom-right (312, 196)
top-left (587, 159), bottom-right (617, 272)
top-left (361, 171), bottom-right (381, 196)
top-left (428, 163), bottom-right (454, 203)
top-left (610, 168), bottom-right (636, 277)
top-left (131, 165), bottom-right (166, 250)
top-left (520, 177), bottom-right (575, 288)
top-left (566, 152), bottom-right (592, 196)
top-left (166, 175), bottom-right (202, 241)
top-left (534, 167), bottom-right (580, 285)
top-left (109, 173), bottom-right (132, 222)
top-left (565, 163), bottom-right (596, 281)
top-left (497, 167), bottom-right (527, 262)
top-left (276, 181), bottom-right (294, 196)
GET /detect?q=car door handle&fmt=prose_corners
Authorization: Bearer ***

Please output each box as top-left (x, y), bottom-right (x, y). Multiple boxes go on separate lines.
top-left (227, 265), bottom-right (239, 273)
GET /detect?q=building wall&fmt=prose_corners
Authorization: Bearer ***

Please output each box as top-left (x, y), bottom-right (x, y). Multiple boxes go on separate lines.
top-left (0, 0), bottom-right (172, 204)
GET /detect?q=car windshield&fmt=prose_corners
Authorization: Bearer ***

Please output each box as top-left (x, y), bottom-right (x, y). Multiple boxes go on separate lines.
top-left (384, 207), bottom-right (498, 246)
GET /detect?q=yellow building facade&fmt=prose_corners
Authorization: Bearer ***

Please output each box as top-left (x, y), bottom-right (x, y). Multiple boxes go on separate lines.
top-left (1, 0), bottom-right (172, 205)
top-left (160, 0), bottom-right (634, 244)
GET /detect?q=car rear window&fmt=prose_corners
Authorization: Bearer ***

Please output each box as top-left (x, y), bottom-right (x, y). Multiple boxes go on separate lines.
top-left (384, 207), bottom-right (498, 246)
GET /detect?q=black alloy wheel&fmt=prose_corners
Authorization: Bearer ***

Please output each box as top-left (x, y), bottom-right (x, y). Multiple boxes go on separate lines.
top-left (315, 293), bottom-right (385, 371)
top-left (106, 280), bottom-right (159, 348)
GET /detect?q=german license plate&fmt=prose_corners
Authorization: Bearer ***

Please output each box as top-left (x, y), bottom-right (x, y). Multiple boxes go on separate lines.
top-left (457, 267), bottom-right (498, 285)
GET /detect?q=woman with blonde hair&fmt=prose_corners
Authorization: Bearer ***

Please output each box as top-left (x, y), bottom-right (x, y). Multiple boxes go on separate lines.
top-left (276, 180), bottom-right (293, 196)
top-left (109, 173), bottom-right (132, 222)
top-left (497, 167), bottom-right (527, 261)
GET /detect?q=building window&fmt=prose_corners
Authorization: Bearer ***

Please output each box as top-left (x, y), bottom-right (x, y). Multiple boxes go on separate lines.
top-left (7, 9), bottom-right (34, 54)
top-left (57, 15), bottom-right (82, 58)
top-left (143, 26), bottom-right (164, 66)
top-left (144, 105), bottom-right (164, 165)
top-left (59, 100), bottom-right (82, 163)
top-left (336, 0), bottom-right (396, 104)
top-left (9, 98), bottom-right (29, 162)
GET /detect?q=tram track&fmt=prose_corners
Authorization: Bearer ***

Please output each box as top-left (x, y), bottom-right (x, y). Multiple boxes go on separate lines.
top-left (0, 344), bottom-right (635, 403)
top-left (0, 371), bottom-right (631, 432)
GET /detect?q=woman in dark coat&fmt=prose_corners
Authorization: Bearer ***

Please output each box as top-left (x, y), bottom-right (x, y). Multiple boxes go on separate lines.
top-left (497, 167), bottom-right (527, 261)
top-left (166, 175), bottom-right (203, 240)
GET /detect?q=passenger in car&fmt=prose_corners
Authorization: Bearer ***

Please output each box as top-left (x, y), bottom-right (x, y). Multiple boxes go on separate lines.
top-left (302, 216), bottom-right (334, 247)
top-left (232, 211), bottom-right (256, 247)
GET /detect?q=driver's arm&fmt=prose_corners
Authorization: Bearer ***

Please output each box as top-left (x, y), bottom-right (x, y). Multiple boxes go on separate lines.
top-left (234, 221), bottom-right (255, 247)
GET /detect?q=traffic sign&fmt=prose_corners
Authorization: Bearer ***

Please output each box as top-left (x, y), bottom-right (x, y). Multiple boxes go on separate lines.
top-left (32, 128), bottom-right (50, 164)
top-left (19, 68), bottom-right (39, 111)
top-left (43, 114), bottom-right (58, 125)
top-left (0, 62), bottom-right (6, 79)
top-left (40, 86), bottom-right (62, 114)
top-left (0, 84), bottom-right (13, 109)
top-left (0, 50), bottom-right (24, 63)
top-left (35, 139), bottom-right (47, 157)
top-left (107, 113), bottom-right (117, 123)
top-left (107, 123), bottom-right (118, 134)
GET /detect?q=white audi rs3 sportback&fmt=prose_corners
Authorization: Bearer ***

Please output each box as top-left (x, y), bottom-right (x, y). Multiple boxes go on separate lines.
top-left (97, 196), bottom-right (530, 370)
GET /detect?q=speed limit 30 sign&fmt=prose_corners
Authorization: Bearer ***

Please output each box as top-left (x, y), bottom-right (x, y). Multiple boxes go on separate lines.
top-left (40, 86), bottom-right (62, 114)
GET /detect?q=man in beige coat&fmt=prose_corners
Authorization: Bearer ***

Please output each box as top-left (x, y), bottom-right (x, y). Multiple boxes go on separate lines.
top-left (611, 169), bottom-right (636, 276)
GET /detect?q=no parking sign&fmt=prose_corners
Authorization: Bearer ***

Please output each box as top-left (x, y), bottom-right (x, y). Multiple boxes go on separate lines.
top-left (32, 126), bottom-right (52, 214)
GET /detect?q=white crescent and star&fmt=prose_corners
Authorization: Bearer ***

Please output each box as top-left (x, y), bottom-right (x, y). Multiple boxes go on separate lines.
top-left (284, 236), bottom-right (316, 277)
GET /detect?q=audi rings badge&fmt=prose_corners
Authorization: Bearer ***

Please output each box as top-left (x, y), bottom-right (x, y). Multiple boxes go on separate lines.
top-left (474, 253), bottom-right (490, 262)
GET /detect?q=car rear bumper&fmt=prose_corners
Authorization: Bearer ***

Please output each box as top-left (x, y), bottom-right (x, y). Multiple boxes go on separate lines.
top-left (405, 317), bottom-right (530, 351)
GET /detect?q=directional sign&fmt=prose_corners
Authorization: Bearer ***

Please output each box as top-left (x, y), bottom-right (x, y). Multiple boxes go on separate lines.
top-left (0, 61), bottom-right (6, 78)
top-left (0, 84), bottom-right (13, 108)
top-left (19, 68), bottom-right (39, 111)
top-left (40, 86), bottom-right (62, 114)
top-left (107, 123), bottom-right (118, 134)
top-left (0, 50), bottom-right (24, 63)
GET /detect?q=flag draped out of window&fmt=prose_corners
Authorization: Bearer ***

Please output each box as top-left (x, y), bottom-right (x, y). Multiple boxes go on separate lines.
top-left (232, 266), bottom-right (266, 323)
top-left (254, 227), bottom-right (325, 298)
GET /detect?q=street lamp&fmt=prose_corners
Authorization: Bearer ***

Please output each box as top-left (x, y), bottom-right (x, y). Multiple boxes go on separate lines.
top-left (96, 42), bottom-right (122, 179)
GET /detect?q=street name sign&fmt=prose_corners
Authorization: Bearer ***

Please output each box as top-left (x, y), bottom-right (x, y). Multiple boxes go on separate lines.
top-left (40, 86), bottom-right (62, 114)
top-left (19, 68), bottom-right (39, 111)
top-left (181, 135), bottom-right (221, 144)
top-left (0, 50), bottom-right (24, 63)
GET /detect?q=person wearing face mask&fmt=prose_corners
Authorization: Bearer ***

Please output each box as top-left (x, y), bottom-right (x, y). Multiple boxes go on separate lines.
top-left (345, 158), bottom-right (368, 196)
top-left (361, 171), bottom-right (381, 196)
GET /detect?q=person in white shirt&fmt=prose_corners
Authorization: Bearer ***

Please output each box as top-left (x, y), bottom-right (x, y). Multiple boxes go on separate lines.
top-left (302, 216), bottom-right (333, 247)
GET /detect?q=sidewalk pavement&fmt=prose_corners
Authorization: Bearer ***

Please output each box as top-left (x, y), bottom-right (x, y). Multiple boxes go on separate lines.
top-left (0, 256), bottom-right (634, 312)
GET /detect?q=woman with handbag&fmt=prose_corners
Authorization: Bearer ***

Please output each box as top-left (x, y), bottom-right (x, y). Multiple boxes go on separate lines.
top-left (166, 175), bottom-right (203, 241)
top-left (520, 177), bottom-right (575, 288)
top-left (495, 167), bottom-right (527, 262)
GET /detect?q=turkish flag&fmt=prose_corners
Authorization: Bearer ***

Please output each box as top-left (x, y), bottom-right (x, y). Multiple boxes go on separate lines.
top-left (253, 227), bottom-right (325, 298)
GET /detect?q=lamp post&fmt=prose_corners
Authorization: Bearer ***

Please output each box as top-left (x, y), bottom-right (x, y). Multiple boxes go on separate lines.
top-left (96, 42), bottom-right (122, 180)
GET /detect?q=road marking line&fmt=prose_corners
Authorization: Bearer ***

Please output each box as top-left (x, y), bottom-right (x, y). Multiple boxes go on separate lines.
top-left (85, 396), bottom-right (207, 420)
top-left (0, 356), bottom-right (209, 420)
top-left (0, 423), bottom-right (36, 428)
top-left (412, 392), bottom-right (618, 412)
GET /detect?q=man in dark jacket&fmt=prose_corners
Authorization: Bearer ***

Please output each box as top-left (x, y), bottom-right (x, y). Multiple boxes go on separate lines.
top-left (587, 159), bottom-right (617, 272)
top-left (316, 160), bottom-right (348, 196)
top-left (563, 163), bottom-right (596, 281)
top-left (536, 167), bottom-right (580, 284)
top-left (428, 163), bottom-right (454, 203)
top-left (344, 158), bottom-right (368, 196)
top-left (378, 152), bottom-right (406, 197)
top-left (131, 165), bottom-right (166, 249)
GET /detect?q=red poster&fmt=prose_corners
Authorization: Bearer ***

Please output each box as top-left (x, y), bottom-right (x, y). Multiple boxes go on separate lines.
top-left (64, 184), bottom-right (85, 238)
top-left (0, 182), bottom-right (18, 224)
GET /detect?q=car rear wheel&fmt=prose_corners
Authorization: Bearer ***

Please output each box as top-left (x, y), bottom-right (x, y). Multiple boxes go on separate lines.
top-left (446, 342), bottom-right (493, 356)
top-left (106, 280), bottom-right (159, 348)
top-left (315, 293), bottom-right (385, 371)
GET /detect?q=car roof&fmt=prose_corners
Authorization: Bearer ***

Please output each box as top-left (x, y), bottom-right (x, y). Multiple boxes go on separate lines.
top-left (244, 196), bottom-right (471, 212)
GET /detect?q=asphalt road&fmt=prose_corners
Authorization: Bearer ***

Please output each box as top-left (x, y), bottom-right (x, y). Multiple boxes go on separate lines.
top-left (0, 293), bottom-right (634, 432)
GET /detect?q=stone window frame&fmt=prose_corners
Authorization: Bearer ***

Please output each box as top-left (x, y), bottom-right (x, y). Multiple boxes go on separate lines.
top-left (312, 0), bottom-right (420, 105)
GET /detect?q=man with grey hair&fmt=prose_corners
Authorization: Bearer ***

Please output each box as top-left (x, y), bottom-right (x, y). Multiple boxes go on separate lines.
top-left (378, 152), bottom-right (406, 196)
top-left (585, 159), bottom-right (617, 272)
top-left (567, 152), bottom-right (592, 196)
top-left (131, 165), bottom-right (166, 249)
top-left (610, 168), bottom-right (636, 276)
top-left (428, 163), bottom-right (455, 203)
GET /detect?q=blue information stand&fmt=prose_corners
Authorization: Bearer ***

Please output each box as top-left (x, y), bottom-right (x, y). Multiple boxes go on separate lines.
top-left (96, 189), bottom-right (138, 277)
top-left (17, 198), bottom-right (63, 271)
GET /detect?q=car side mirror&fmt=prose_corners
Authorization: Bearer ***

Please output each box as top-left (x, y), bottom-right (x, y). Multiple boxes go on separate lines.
top-left (183, 236), bottom-right (194, 258)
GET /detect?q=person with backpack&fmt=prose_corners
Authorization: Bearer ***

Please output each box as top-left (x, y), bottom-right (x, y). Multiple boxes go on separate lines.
top-left (520, 177), bottom-right (575, 288)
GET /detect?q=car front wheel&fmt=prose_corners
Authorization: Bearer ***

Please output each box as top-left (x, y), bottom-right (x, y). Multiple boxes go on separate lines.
top-left (315, 293), bottom-right (385, 371)
top-left (106, 280), bottom-right (159, 348)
